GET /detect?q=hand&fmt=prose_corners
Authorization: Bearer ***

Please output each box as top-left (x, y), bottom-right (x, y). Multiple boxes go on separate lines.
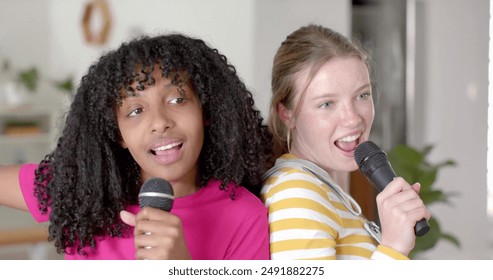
top-left (376, 177), bottom-right (432, 256)
top-left (120, 208), bottom-right (192, 260)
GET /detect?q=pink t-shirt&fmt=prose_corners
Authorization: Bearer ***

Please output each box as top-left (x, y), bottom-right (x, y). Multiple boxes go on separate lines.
top-left (19, 164), bottom-right (270, 260)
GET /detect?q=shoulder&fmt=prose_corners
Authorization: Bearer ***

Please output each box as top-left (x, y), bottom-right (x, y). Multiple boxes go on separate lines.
top-left (233, 186), bottom-right (267, 211)
top-left (18, 163), bottom-right (40, 191)
top-left (201, 180), bottom-right (266, 215)
top-left (261, 162), bottom-right (322, 200)
top-left (19, 163), bottom-right (39, 180)
top-left (260, 158), bottom-right (341, 213)
top-left (17, 163), bottom-right (49, 222)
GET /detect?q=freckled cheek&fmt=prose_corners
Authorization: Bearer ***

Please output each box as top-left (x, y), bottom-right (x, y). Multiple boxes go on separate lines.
top-left (358, 104), bottom-right (374, 121)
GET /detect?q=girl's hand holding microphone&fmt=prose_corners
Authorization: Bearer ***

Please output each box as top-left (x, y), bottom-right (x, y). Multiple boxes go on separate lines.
top-left (120, 208), bottom-right (191, 260)
top-left (119, 177), bottom-right (191, 260)
top-left (376, 177), bottom-right (431, 256)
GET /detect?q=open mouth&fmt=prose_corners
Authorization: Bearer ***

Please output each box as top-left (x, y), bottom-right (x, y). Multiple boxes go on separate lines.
top-left (335, 134), bottom-right (360, 152)
top-left (150, 142), bottom-right (183, 155)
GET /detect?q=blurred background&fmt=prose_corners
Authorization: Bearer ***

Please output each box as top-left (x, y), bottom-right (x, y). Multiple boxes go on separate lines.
top-left (0, 0), bottom-right (489, 259)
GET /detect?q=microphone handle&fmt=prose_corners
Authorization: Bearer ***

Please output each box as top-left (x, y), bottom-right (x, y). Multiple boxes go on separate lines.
top-left (368, 165), bottom-right (430, 237)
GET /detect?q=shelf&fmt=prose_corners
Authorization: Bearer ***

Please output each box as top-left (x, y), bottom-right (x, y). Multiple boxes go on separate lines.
top-left (0, 226), bottom-right (48, 246)
top-left (0, 103), bottom-right (62, 165)
top-left (0, 134), bottom-right (52, 145)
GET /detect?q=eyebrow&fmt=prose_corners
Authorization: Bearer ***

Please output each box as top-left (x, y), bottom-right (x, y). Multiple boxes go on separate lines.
top-left (309, 83), bottom-right (372, 102)
top-left (355, 83), bottom-right (372, 92)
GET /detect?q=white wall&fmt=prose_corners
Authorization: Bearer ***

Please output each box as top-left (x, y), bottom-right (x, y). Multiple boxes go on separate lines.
top-left (47, 0), bottom-right (256, 100)
top-left (411, 0), bottom-right (490, 259)
top-left (253, 0), bottom-right (350, 116)
top-left (0, 1), bottom-right (50, 71)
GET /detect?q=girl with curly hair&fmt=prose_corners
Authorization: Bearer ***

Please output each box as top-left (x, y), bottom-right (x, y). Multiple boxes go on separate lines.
top-left (0, 33), bottom-right (273, 260)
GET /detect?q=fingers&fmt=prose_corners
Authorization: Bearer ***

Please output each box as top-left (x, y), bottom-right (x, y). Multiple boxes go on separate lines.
top-left (131, 207), bottom-right (191, 260)
top-left (120, 210), bottom-right (136, 226)
top-left (134, 207), bottom-right (181, 233)
top-left (377, 178), bottom-right (421, 205)
top-left (377, 178), bottom-right (428, 220)
top-left (376, 177), bottom-right (410, 196)
top-left (133, 218), bottom-right (182, 237)
top-left (376, 177), bottom-right (431, 256)
top-left (134, 235), bottom-right (182, 260)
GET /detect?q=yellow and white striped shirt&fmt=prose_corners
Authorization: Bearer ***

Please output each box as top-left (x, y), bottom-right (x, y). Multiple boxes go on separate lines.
top-left (261, 154), bottom-right (408, 260)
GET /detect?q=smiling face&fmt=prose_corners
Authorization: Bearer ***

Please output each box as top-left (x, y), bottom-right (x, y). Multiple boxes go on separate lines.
top-left (116, 67), bottom-right (204, 196)
top-left (280, 56), bottom-right (374, 174)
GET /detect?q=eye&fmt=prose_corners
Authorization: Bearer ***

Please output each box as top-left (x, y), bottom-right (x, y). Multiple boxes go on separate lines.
top-left (128, 107), bottom-right (144, 117)
top-left (169, 97), bottom-right (187, 104)
top-left (318, 101), bottom-right (334, 109)
top-left (358, 92), bottom-right (371, 100)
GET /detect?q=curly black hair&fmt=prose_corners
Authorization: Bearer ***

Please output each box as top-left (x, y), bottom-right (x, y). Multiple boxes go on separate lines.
top-left (33, 33), bottom-right (273, 255)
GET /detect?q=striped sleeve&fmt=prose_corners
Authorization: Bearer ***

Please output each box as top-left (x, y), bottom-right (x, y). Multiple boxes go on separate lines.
top-left (262, 169), bottom-right (341, 260)
top-left (262, 162), bottom-right (410, 260)
top-left (371, 245), bottom-right (409, 260)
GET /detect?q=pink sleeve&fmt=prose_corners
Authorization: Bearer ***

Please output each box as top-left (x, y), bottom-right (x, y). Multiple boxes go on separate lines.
top-left (225, 191), bottom-right (270, 260)
top-left (18, 163), bottom-right (49, 223)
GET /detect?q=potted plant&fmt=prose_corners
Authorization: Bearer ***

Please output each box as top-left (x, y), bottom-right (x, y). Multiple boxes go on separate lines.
top-left (387, 144), bottom-right (461, 258)
top-left (0, 60), bottom-right (74, 107)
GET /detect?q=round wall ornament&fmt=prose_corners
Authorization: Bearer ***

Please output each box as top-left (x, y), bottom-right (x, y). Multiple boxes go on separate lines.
top-left (81, 0), bottom-right (112, 45)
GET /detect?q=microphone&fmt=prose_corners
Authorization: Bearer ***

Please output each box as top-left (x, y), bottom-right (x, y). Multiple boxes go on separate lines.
top-left (138, 178), bottom-right (174, 249)
top-left (354, 141), bottom-right (430, 237)
top-left (139, 177), bottom-right (174, 211)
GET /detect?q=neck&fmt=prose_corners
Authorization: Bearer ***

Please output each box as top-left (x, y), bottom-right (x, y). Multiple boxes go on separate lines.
top-left (327, 170), bottom-right (350, 193)
top-left (289, 151), bottom-right (350, 193)
top-left (172, 182), bottom-right (199, 197)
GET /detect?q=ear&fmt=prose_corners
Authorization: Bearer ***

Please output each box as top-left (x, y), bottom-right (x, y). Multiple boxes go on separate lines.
top-left (120, 139), bottom-right (128, 149)
top-left (277, 103), bottom-right (296, 129)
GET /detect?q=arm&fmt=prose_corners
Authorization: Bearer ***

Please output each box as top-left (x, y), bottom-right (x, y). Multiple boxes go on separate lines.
top-left (0, 164), bottom-right (28, 211)
top-left (264, 178), bottom-right (338, 260)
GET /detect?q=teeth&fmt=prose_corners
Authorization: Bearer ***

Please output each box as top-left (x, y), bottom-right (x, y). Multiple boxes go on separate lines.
top-left (338, 134), bottom-right (360, 142)
top-left (154, 142), bottom-right (181, 151)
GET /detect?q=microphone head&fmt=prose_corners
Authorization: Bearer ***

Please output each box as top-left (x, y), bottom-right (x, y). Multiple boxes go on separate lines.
top-left (139, 178), bottom-right (174, 212)
top-left (354, 141), bottom-right (390, 177)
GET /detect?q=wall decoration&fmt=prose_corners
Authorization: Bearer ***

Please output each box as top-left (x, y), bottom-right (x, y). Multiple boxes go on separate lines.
top-left (81, 0), bottom-right (112, 46)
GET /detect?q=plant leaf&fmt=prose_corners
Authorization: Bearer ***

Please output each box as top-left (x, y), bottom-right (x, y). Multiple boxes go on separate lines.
top-left (17, 68), bottom-right (38, 92)
top-left (388, 143), bottom-right (460, 258)
top-left (53, 77), bottom-right (74, 93)
top-left (440, 233), bottom-right (461, 247)
top-left (420, 189), bottom-right (448, 205)
top-left (410, 217), bottom-right (441, 258)
top-left (421, 145), bottom-right (434, 157)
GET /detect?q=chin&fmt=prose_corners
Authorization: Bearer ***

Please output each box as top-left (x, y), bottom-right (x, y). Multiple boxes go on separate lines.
top-left (344, 162), bottom-right (359, 173)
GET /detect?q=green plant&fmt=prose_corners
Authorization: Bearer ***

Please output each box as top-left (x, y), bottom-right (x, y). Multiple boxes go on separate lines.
top-left (1, 59), bottom-right (73, 94)
top-left (18, 67), bottom-right (39, 92)
top-left (387, 144), bottom-right (460, 258)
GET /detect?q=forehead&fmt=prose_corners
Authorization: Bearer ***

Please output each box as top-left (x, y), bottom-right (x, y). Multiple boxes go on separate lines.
top-left (293, 56), bottom-right (370, 95)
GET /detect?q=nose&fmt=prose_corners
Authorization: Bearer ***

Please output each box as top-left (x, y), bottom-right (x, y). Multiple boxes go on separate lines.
top-left (150, 107), bottom-right (174, 133)
top-left (340, 102), bottom-right (362, 127)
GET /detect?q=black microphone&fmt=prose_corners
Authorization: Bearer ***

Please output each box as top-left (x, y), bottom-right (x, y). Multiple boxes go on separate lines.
top-left (138, 178), bottom-right (174, 250)
top-left (139, 177), bottom-right (174, 211)
top-left (354, 141), bottom-right (430, 237)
